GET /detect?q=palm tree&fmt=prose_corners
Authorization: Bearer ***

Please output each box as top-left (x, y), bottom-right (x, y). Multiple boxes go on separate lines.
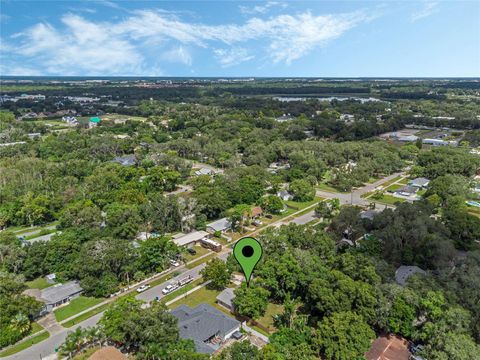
top-left (10, 313), bottom-right (30, 335)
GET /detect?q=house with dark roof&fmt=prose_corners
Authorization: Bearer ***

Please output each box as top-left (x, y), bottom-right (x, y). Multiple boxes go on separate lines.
top-left (395, 266), bottom-right (426, 286)
top-left (39, 281), bottom-right (83, 312)
top-left (395, 185), bottom-right (418, 197)
top-left (360, 210), bottom-right (379, 221)
top-left (171, 303), bottom-right (240, 354)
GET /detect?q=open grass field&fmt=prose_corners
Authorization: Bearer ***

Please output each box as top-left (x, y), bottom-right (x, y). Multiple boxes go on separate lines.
top-left (54, 296), bottom-right (105, 322)
top-left (317, 182), bottom-right (348, 193)
top-left (376, 194), bottom-right (406, 205)
top-left (0, 331), bottom-right (49, 357)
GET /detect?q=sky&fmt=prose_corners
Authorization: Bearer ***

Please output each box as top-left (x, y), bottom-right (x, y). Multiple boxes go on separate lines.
top-left (0, 0), bottom-right (479, 77)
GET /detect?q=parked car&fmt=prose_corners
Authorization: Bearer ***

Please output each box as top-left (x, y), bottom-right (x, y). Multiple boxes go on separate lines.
top-left (170, 259), bottom-right (180, 267)
top-left (265, 214), bottom-right (273, 219)
top-left (136, 284), bottom-right (150, 293)
top-left (253, 220), bottom-right (263, 226)
top-left (187, 248), bottom-right (197, 255)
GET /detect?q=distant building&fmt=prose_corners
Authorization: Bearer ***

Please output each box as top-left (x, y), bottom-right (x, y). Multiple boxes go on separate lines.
top-left (173, 230), bottom-right (209, 247)
top-left (195, 168), bottom-right (214, 176)
top-left (397, 135), bottom-right (419, 142)
top-left (201, 237), bottom-right (222, 252)
top-left (275, 114), bottom-right (295, 122)
top-left (395, 265), bottom-right (426, 286)
top-left (89, 117), bottom-right (101, 128)
top-left (422, 138), bottom-right (450, 146)
top-left (27, 133), bottom-right (41, 139)
top-left (339, 114), bottom-right (355, 123)
top-left (45, 273), bottom-right (56, 284)
top-left (365, 334), bottom-right (411, 360)
top-left (277, 190), bottom-right (293, 201)
top-left (39, 281), bottom-right (83, 312)
top-left (216, 287), bottom-right (236, 311)
top-left (360, 210), bottom-right (379, 221)
top-left (112, 155), bottom-right (136, 167)
top-left (171, 303), bottom-right (241, 354)
top-left (251, 206), bottom-right (263, 219)
top-left (409, 177), bottom-right (430, 189)
top-left (207, 218), bottom-right (231, 234)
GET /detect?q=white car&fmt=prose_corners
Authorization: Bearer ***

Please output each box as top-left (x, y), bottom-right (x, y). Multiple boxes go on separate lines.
top-left (162, 284), bottom-right (177, 295)
top-left (170, 259), bottom-right (180, 267)
top-left (136, 284), bottom-right (150, 293)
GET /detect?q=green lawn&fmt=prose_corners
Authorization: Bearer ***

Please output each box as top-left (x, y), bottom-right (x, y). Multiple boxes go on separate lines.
top-left (168, 285), bottom-right (221, 310)
top-left (62, 303), bottom-right (111, 328)
top-left (182, 245), bottom-right (211, 262)
top-left (284, 196), bottom-right (323, 211)
top-left (0, 332), bottom-right (49, 357)
top-left (26, 277), bottom-right (53, 290)
top-left (375, 194), bottom-right (406, 205)
top-left (317, 182), bottom-right (347, 193)
top-left (256, 303), bottom-right (284, 332)
top-left (185, 253), bottom-right (216, 269)
top-left (29, 322), bottom-right (43, 335)
top-left (54, 296), bottom-right (105, 322)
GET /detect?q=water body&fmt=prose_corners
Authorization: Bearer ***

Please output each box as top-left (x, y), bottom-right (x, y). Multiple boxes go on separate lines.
top-left (273, 96), bottom-right (383, 103)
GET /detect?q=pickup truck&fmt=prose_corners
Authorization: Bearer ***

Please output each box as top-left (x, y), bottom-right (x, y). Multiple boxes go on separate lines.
top-left (162, 283), bottom-right (179, 295)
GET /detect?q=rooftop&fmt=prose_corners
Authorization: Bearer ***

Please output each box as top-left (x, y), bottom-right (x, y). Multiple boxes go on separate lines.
top-left (88, 346), bottom-right (127, 360)
top-left (173, 230), bottom-right (209, 247)
top-left (409, 177), bottom-right (429, 187)
top-left (112, 155), bottom-right (136, 166)
top-left (395, 265), bottom-right (426, 286)
top-left (365, 334), bottom-right (410, 360)
top-left (171, 303), bottom-right (240, 354)
top-left (40, 281), bottom-right (83, 304)
top-left (216, 287), bottom-right (235, 309)
top-left (207, 217), bottom-right (231, 232)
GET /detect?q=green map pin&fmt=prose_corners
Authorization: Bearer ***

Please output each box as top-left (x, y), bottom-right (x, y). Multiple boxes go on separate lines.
top-left (233, 237), bottom-right (263, 286)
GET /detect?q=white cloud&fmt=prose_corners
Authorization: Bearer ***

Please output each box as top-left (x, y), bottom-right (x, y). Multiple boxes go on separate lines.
top-left (239, 2), bottom-right (287, 15)
top-left (411, 2), bottom-right (438, 22)
top-left (214, 48), bottom-right (254, 67)
top-left (4, 8), bottom-right (373, 75)
top-left (162, 46), bottom-right (192, 66)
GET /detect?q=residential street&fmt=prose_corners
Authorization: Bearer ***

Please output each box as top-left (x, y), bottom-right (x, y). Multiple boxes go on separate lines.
top-left (2, 172), bottom-right (403, 360)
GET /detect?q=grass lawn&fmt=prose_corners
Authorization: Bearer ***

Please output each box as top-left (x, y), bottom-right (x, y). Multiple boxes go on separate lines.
top-left (0, 331), bottom-right (49, 357)
top-left (256, 303), bottom-right (284, 332)
top-left (317, 182), bottom-right (347, 193)
top-left (62, 303), bottom-right (111, 328)
top-left (29, 322), bottom-right (43, 335)
top-left (26, 277), bottom-right (53, 290)
top-left (54, 296), bottom-right (105, 322)
top-left (284, 196), bottom-right (323, 211)
top-left (182, 245), bottom-right (211, 262)
top-left (168, 285), bottom-right (221, 310)
top-left (376, 194), bottom-right (406, 205)
top-left (185, 253), bottom-right (216, 269)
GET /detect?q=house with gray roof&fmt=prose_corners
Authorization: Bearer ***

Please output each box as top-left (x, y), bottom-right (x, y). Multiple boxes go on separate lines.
top-left (395, 185), bottom-right (418, 197)
top-left (409, 177), bottom-right (430, 189)
top-left (112, 155), bottom-right (136, 167)
top-left (395, 266), bottom-right (426, 286)
top-left (360, 210), bottom-right (379, 221)
top-left (172, 303), bottom-right (240, 354)
top-left (207, 218), bottom-right (231, 234)
top-left (173, 230), bottom-right (209, 247)
top-left (194, 168), bottom-right (215, 176)
top-left (216, 288), bottom-right (235, 311)
top-left (40, 281), bottom-right (83, 312)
